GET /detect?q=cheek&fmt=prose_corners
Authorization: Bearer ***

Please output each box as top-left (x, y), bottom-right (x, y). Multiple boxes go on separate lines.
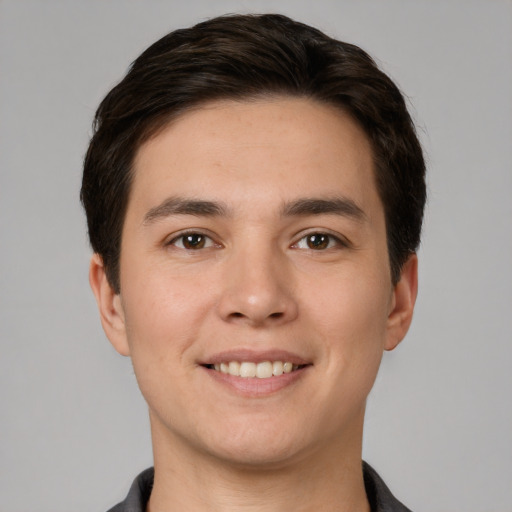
top-left (292, 273), bottom-right (389, 440)
top-left (119, 281), bottom-right (200, 417)
top-left (117, 268), bottom-right (223, 438)
top-left (308, 264), bottom-right (390, 332)
top-left (119, 267), bottom-right (213, 363)
top-left (306, 270), bottom-right (391, 373)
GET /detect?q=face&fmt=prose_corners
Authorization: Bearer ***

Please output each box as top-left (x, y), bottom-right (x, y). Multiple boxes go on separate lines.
top-left (91, 97), bottom-right (417, 469)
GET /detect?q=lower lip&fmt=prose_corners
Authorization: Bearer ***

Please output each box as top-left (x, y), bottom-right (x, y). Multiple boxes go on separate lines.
top-left (202, 366), bottom-right (310, 397)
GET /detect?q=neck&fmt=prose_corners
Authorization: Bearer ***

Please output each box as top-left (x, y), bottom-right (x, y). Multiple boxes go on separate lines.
top-left (146, 411), bottom-right (370, 512)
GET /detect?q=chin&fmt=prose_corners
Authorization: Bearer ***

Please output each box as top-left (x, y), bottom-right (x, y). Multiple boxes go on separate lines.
top-left (208, 441), bottom-right (306, 470)
top-left (198, 418), bottom-right (317, 470)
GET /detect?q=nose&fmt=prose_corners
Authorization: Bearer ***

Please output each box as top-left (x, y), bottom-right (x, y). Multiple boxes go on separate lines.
top-left (216, 244), bottom-right (298, 327)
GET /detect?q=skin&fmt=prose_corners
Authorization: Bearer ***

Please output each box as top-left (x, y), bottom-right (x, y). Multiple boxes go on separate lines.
top-left (90, 97), bottom-right (418, 512)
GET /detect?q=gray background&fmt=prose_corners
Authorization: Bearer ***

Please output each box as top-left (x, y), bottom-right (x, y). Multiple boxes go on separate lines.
top-left (1, 1), bottom-right (511, 511)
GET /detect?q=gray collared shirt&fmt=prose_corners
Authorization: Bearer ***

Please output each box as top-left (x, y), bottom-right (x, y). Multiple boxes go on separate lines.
top-left (107, 462), bottom-right (412, 512)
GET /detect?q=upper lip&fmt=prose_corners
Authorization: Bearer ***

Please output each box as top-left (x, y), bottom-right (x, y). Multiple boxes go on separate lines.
top-left (200, 349), bottom-right (311, 366)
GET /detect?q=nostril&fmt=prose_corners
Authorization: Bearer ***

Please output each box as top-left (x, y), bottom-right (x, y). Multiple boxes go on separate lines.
top-left (229, 311), bottom-right (283, 320)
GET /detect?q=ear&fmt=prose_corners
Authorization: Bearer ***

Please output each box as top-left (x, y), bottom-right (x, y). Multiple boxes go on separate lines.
top-left (385, 254), bottom-right (418, 351)
top-left (89, 254), bottom-right (131, 356)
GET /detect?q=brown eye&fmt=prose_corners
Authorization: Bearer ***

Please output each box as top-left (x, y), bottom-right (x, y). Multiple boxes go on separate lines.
top-left (293, 232), bottom-right (344, 251)
top-left (182, 234), bottom-right (205, 249)
top-left (306, 233), bottom-right (330, 250)
top-left (171, 233), bottom-right (214, 250)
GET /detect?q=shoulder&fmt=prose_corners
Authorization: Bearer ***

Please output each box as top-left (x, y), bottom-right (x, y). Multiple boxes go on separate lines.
top-left (106, 468), bottom-right (154, 512)
top-left (363, 461), bottom-right (413, 512)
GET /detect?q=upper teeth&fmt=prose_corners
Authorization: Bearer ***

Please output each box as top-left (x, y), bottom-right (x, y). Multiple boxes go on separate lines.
top-left (213, 361), bottom-right (297, 378)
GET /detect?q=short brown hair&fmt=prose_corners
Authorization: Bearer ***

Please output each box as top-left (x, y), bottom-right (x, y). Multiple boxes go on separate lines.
top-left (81, 13), bottom-right (426, 292)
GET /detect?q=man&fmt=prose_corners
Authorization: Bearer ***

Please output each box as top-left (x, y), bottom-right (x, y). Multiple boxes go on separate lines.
top-left (81, 13), bottom-right (425, 512)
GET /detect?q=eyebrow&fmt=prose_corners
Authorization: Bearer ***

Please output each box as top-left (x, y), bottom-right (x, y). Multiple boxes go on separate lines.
top-left (143, 195), bottom-right (366, 225)
top-left (143, 197), bottom-right (230, 224)
top-left (281, 197), bottom-right (366, 221)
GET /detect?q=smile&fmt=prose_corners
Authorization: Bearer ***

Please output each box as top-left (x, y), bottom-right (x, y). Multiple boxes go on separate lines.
top-left (207, 361), bottom-right (304, 378)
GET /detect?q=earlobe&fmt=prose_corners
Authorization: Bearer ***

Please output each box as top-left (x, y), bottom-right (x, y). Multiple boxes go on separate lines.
top-left (89, 254), bottom-right (131, 356)
top-left (385, 254), bottom-right (418, 351)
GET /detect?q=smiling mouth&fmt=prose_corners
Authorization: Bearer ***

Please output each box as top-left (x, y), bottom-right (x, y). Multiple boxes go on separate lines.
top-left (203, 361), bottom-right (308, 378)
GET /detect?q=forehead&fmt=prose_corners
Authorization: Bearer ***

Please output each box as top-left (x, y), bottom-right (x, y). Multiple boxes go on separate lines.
top-left (130, 97), bottom-right (379, 216)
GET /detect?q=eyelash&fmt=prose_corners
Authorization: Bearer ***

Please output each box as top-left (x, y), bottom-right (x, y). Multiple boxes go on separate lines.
top-left (167, 231), bottom-right (348, 251)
